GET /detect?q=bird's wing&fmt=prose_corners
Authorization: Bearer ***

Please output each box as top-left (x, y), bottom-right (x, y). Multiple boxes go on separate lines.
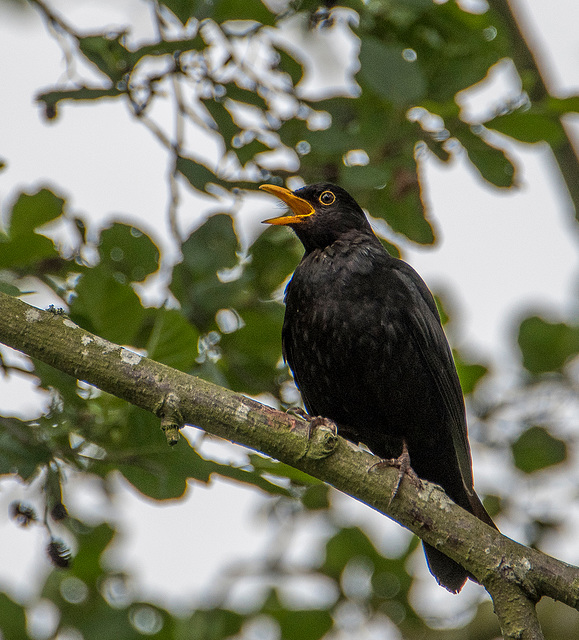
top-left (281, 306), bottom-right (316, 416)
top-left (394, 266), bottom-right (475, 494)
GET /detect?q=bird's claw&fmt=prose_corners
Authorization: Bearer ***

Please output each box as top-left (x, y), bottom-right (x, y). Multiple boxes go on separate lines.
top-left (286, 406), bottom-right (310, 421)
top-left (301, 416), bottom-right (338, 460)
top-left (369, 441), bottom-right (422, 507)
top-left (306, 416), bottom-right (338, 439)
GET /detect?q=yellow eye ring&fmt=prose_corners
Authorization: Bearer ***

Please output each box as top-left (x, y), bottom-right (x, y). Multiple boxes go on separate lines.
top-left (319, 190), bottom-right (335, 205)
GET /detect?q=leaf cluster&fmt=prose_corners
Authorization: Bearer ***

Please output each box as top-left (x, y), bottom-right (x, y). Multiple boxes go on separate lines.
top-left (33, 0), bottom-right (579, 246)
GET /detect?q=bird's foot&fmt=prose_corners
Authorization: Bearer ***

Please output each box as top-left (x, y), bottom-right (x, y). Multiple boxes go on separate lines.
top-left (285, 408), bottom-right (338, 459)
top-left (286, 407), bottom-right (338, 438)
top-left (306, 416), bottom-right (338, 439)
top-left (302, 416), bottom-right (339, 460)
top-left (286, 406), bottom-right (309, 422)
top-left (370, 441), bottom-right (422, 507)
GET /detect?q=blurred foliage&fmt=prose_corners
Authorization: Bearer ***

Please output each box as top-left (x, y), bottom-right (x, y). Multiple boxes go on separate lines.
top-left (518, 315), bottom-right (579, 375)
top-left (511, 425), bottom-right (567, 474)
top-left (1, 0), bottom-right (579, 638)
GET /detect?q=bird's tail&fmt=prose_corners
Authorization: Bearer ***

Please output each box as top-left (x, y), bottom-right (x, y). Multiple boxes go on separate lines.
top-left (424, 490), bottom-right (497, 593)
top-left (423, 543), bottom-right (469, 594)
top-left (467, 489), bottom-right (497, 530)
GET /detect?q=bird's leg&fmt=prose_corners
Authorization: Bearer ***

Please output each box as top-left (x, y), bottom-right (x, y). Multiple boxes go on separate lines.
top-left (291, 414), bottom-right (339, 460)
top-left (306, 416), bottom-right (338, 439)
top-left (286, 407), bottom-right (338, 438)
top-left (370, 440), bottom-right (422, 507)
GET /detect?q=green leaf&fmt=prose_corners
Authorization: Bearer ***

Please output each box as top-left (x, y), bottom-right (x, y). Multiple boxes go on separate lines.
top-left (170, 222), bottom-right (298, 394)
top-left (70, 523), bottom-right (116, 584)
top-left (273, 45), bottom-right (304, 85)
top-left (161, 0), bottom-right (195, 23)
top-left (0, 233), bottom-right (60, 271)
top-left (518, 316), bottom-right (579, 374)
top-left (0, 417), bottom-right (55, 480)
top-left (301, 483), bottom-right (331, 510)
top-left (340, 164), bottom-right (390, 191)
top-left (433, 293), bottom-right (450, 325)
top-left (223, 84), bottom-right (267, 109)
top-left (213, 462), bottom-right (292, 497)
top-left (378, 236), bottom-right (401, 259)
top-left (70, 268), bottom-right (146, 345)
top-left (131, 35), bottom-right (204, 59)
top-left (304, 127), bottom-right (354, 155)
top-left (453, 350), bottom-right (488, 395)
top-left (6, 188), bottom-right (64, 238)
top-left (234, 138), bottom-right (270, 166)
top-left (263, 592), bottom-right (333, 640)
top-left (425, 2), bottom-right (509, 102)
top-left (425, 139), bottom-right (451, 162)
top-left (203, 99), bottom-right (239, 146)
top-left (218, 304), bottom-right (285, 394)
top-left (98, 407), bottom-right (206, 500)
top-left (359, 38), bottom-right (427, 106)
top-left (249, 454), bottom-right (321, 486)
top-left (512, 426), bottom-right (567, 473)
top-left (37, 87), bottom-right (124, 119)
top-left (0, 189), bottom-right (63, 269)
top-left (95, 406), bottom-right (288, 500)
top-left (367, 164), bottom-right (435, 244)
top-left (547, 95), bottom-right (579, 115)
top-left (321, 526), bottom-right (414, 606)
top-left (98, 223), bottom-right (160, 282)
top-left (164, 0), bottom-right (275, 23)
top-left (455, 126), bottom-right (515, 188)
top-left (78, 34), bottom-right (134, 82)
top-left (0, 593), bottom-right (27, 640)
top-left (33, 358), bottom-right (85, 411)
top-left (0, 280), bottom-right (23, 296)
top-left (170, 213), bottom-right (239, 329)
top-left (42, 538), bottom-right (177, 640)
top-left (277, 117), bottom-right (312, 153)
top-left (248, 225), bottom-right (302, 298)
top-left (486, 111), bottom-right (565, 146)
top-left (146, 308), bottom-right (199, 371)
top-left (186, 609), bottom-right (244, 640)
top-left (176, 156), bottom-right (226, 192)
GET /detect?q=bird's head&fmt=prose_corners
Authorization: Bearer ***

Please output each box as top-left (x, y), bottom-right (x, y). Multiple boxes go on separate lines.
top-left (260, 182), bottom-right (373, 251)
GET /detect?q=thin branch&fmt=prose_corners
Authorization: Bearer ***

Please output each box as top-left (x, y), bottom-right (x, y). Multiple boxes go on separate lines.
top-left (151, 0), bottom-right (185, 244)
top-left (29, 0), bottom-right (76, 38)
top-left (488, 0), bottom-right (579, 219)
top-left (167, 69), bottom-right (186, 244)
top-left (29, 0), bottom-right (81, 83)
top-left (488, 578), bottom-right (543, 640)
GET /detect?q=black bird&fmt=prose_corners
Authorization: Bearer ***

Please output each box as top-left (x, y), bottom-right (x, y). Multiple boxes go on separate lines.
top-left (260, 182), bottom-right (496, 593)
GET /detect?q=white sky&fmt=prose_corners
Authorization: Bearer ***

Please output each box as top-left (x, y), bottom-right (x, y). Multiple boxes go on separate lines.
top-left (1, 0), bottom-right (579, 628)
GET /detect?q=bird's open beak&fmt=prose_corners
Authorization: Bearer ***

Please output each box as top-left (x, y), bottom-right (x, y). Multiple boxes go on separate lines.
top-left (260, 184), bottom-right (314, 225)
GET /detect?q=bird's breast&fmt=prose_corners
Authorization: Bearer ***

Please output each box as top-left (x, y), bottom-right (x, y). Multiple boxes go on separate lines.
top-left (283, 245), bottom-right (420, 429)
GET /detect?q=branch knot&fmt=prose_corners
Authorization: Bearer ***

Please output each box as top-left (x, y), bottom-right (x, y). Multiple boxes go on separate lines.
top-left (155, 391), bottom-right (184, 446)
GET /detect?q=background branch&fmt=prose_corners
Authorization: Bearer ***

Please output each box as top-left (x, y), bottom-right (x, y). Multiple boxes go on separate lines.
top-left (488, 0), bottom-right (579, 218)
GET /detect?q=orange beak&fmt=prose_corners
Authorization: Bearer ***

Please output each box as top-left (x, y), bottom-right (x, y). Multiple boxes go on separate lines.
top-left (260, 184), bottom-right (315, 225)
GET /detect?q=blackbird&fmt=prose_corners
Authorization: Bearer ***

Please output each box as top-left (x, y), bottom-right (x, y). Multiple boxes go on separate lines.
top-left (260, 181), bottom-right (496, 593)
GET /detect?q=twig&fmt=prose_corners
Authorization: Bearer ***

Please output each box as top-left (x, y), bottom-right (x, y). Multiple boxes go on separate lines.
top-left (488, 0), bottom-right (579, 219)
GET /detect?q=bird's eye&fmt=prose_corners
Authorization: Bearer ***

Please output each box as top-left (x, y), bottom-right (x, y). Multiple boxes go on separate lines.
top-left (319, 190), bottom-right (335, 206)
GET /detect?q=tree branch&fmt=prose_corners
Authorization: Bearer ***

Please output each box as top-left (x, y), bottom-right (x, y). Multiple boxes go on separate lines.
top-left (1, 291), bottom-right (579, 638)
top-left (488, 0), bottom-right (579, 220)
